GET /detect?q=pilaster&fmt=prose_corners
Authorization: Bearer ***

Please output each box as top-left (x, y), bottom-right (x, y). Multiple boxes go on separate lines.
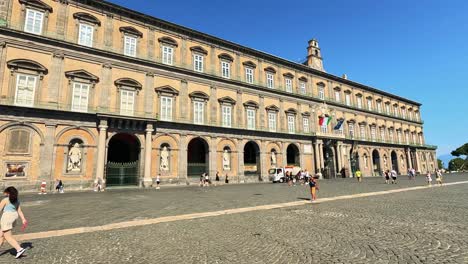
top-left (147, 27), bottom-right (155, 59)
top-left (236, 90), bottom-right (243, 128)
top-left (279, 99), bottom-right (285, 132)
top-left (209, 85), bottom-right (217, 125)
top-left (39, 123), bottom-right (57, 182)
top-left (179, 79), bottom-right (188, 121)
top-left (144, 72), bottom-right (155, 117)
top-left (104, 14), bottom-right (114, 49)
top-left (237, 138), bottom-right (244, 182)
top-left (180, 36), bottom-right (187, 67)
top-left (47, 52), bottom-right (65, 106)
top-left (0, 41), bottom-right (7, 99)
top-left (260, 140), bottom-right (267, 181)
top-left (209, 136), bottom-right (217, 177)
top-left (95, 120), bottom-right (108, 181)
top-left (100, 63), bottom-right (112, 111)
top-left (178, 135), bottom-right (188, 183)
top-left (55, 0), bottom-right (69, 40)
top-left (143, 123), bottom-right (154, 187)
top-left (259, 95), bottom-right (265, 130)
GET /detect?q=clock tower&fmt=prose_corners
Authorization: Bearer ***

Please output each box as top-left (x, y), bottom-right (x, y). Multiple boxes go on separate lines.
top-left (306, 39), bottom-right (324, 71)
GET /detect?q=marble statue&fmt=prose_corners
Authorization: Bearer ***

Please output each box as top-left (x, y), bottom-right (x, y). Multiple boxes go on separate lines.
top-left (223, 149), bottom-right (230, 170)
top-left (67, 143), bottom-right (82, 172)
top-left (271, 151), bottom-right (277, 165)
top-left (160, 146), bottom-right (169, 171)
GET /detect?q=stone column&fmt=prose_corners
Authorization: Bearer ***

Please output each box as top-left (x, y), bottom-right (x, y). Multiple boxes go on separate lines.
top-left (259, 95), bottom-right (265, 130)
top-left (39, 123), bottom-right (56, 183)
top-left (237, 138), bottom-right (244, 183)
top-left (47, 52), bottom-right (65, 108)
top-left (143, 123), bottom-right (154, 187)
top-left (260, 140), bottom-right (267, 181)
top-left (104, 14), bottom-right (114, 49)
top-left (279, 99), bottom-right (285, 132)
top-left (282, 142), bottom-right (287, 167)
top-left (95, 120), bottom-right (108, 181)
top-left (209, 85), bottom-right (217, 125)
top-left (314, 140), bottom-right (320, 173)
top-left (144, 72), bottom-right (155, 117)
top-left (179, 79), bottom-right (188, 121)
top-left (236, 90), bottom-right (243, 128)
top-left (319, 142), bottom-right (325, 170)
top-left (55, 0), bottom-right (69, 40)
top-left (406, 148), bottom-right (413, 169)
top-left (100, 63), bottom-right (112, 111)
top-left (336, 142), bottom-right (342, 173)
top-left (178, 135), bottom-right (188, 183)
top-left (209, 136), bottom-right (218, 178)
top-left (415, 151), bottom-right (421, 173)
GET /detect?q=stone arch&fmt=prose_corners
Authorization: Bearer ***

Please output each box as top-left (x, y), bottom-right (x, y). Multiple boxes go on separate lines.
top-left (244, 141), bottom-right (261, 177)
top-left (55, 126), bottom-right (97, 146)
top-left (187, 136), bottom-right (210, 177)
top-left (286, 143), bottom-right (300, 166)
top-left (0, 122), bottom-right (45, 144)
top-left (153, 133), bottom-right (179, 149)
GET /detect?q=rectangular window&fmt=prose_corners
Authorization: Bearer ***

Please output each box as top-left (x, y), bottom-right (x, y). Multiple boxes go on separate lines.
top-left (408, 111), bottom-right (413, 120)
top-left (357, 97), bottom-right (362, 109)
top-left (412, 133), bottom-right (416, 144)
top-left (124, 36), bottom-right (137, 57)
top-left (162, 46), bottom-right (174, 65)
top-left (193, 101), bottom-right (204, 125)
top-left (193, 54), bottom-right (204, 72)
top-left (299, 82), bottom-right (306, 95)
top-left (367, 99), bottom-right (373, 111)
top-left (266, 73), bottom-right (274, 88)
top-left (345, 94), bottom-right (351, 106)
top-left (397, 131), bottom-right (402, 143)
top-left (371, 126), bottom-right (376, 141)
top-left (246, 109), bottom-right (255, 130)
top-left (415, 112), bottom-right (419, 121)
top-left (268, 112), bottom-right (276, 132)
top-left (335, 91), bottom-right (341, 102)
top-left (349, 123), bottom-right (354, 138)
top-left (321, 124), bottom-right (328, 133)
top-left (394, 106), bottom-right (399, 117)
top-left (377, 102), bottom-right (382, 113)
top-left (360, 125), bottom-right (366, 140)
top-left (389, 130), bottom-right (394, 143)
top-left (303, 117), bottom-right (310, 133)
top-left (245, 67), bottom-right (254, 84)
top-left (386, 104), bottom-right (390, 115)
top-left (78, 23), bottom-right (93, 47)
top-left (24, 9), bottom-right (44, 35)
top-left (419, 134), bottom-right (423, 144)
top-left (222, 105), bottom-right (232, 127)
top-left (402, 109), bottom-right (406, 119)
top-left (318, 87), bottom-right (325, 100)
top-left (285, 78), bottom-right (293, 93)
top-left (380, 128), bottom-right (385, 141)
top-left (287, 115), bottom-right (295, 133)
top-left (221, 61), bottom-right (230, 78)
top-left (15, 74), bottom-right (37, 107)
top-left (120, 90), bottom-right (135, 116)
top-left (160, 96), bottom-right (173, 121)
top-left (405, 132), bottom-right (409, 144)
top-left (71, 82), bottom-right (90, 112)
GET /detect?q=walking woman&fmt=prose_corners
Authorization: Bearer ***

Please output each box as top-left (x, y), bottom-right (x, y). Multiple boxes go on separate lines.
top-left (0, 187), bottom-right (27, 258)
top-left (309, 176), bottom-right (319, 202)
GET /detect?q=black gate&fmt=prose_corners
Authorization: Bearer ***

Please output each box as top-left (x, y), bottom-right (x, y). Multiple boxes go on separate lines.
top-left (106, 161), bottom-right (139, 186)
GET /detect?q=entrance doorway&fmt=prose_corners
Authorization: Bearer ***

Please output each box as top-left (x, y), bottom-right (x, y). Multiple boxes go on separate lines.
top-left (187, 137), bottom-right (209, 177)
top-left (323, 146), bottom-right (336, 179)
top-left (244, 141), bottom-right (260, 177)
top-left (372, 150), bottom-right (381, 176)
top-left (286, 144), bottom-right (300, 166)
top-left (106, 133), bottom-right (140, 186)
top-left (391, 151), bottom-right (398, 173)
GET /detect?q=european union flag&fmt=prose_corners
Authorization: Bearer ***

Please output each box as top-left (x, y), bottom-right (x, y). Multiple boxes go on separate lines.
top-left (334, 119), bottom-right (344, 130)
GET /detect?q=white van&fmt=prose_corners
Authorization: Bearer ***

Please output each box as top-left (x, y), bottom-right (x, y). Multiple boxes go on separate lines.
top-left (269, 166), bottom-right (302, 183)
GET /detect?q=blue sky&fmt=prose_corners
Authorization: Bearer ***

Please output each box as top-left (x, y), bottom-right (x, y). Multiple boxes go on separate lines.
top-left (109, 0), bottom-right (467, 161)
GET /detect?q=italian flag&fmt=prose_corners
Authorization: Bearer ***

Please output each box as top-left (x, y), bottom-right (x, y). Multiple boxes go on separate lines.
top-left (319, 116), bottom-right (332, 127)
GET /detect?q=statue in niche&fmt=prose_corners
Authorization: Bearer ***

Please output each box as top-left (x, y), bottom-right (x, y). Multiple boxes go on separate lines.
top-left (223, 149), bottom-right (230, 170)
top-left (160, 146), bottom-right (170, 171)
top-left (67, 143), bottom-right (82, 172)
top-left (383, 156), bottom-right (388, 169)
top-left (271, 151), bottom-right (277, 165)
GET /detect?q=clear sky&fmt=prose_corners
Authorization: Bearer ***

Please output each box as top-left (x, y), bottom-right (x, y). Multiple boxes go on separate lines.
top-left (109, 0), bottom-right (467, 160)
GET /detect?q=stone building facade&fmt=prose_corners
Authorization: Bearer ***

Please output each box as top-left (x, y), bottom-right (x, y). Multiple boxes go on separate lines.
top-left (0, 0), bottom-right (437, 190)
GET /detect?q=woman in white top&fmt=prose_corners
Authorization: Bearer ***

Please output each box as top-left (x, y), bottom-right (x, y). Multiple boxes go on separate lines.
top-left (0, 186), bottom-right (28, 259)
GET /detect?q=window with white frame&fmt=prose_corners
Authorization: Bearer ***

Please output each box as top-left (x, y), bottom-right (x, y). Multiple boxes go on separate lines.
top-left (71, 82), bottom-right (90, 112)
top-left (222, 105), bottom-right (232, 127)
top-left (401, 108), bottom-right (406, 119)
top-left (367, 98), bottom-right (373, 111)
top-left (285, 78), bottom-right (293, 93)
top-left (371, 126), bottom-right (376, 141)
top-left (345, 93), bottom-right (351, 106)
top-left (299, 82), bottom-right (306, 94)
top-left (303, 117), bottom-right (310, 133)
top-left (386, 104), bottom-right (390, 115)
top-left (162, 46), bottom-right (174, 65)
top-left (412, 132), bottom-right (416, 144)
top-left (419, 134), bottom-right (423, 144)
top-left (408, 111), bottom-right (413, 120)
top-left (415, 112), bottom-right (419, 121)
top-left (287, 115), bottom-right (295, 133)
top-left (193, 54), bottom-right (204, 72)
top-left (394, 105), bottom-right (399, 117)
top-left (321, 124), bottom-right (328, 133)
top-left (377, 102), bottom-right (382, 113)
top-left (266, 73), bottom-right (274, 88)
top-left (335, 90), bottom-right (341, 102)
top-left (24, 9), bottom-right (44, 35)
top-left (318, 86), bottom-right (325, 100)
top-left (405, 131), bottom-right (410, 144)
top-left (359, 124), bottom-right (366, 140)
top-left (120, 89), bottom-right (135, 116)
top-left (246, 109), bottom-right (255, 130)
top-left (193, 101), bottom-right (204, 124)
top-left (78, 23), bottom-right (94, 47)
top-left (357, 96), bottom-right (362, 109)
top-left (221, 61), bottom-right (230, 78)
top-left (15, 74), bottom-right (37, 107)
top-left (245, 67), bottom-right (254, 84)
top-left (380, 127), bottom-right (385, 141)
top-left (397, 130), bottom-right (402, 143)
top-left (268, 112), bottom-right (276, 132)
top-left (349, 123), bottom-right (355, 138)
top-left (124, 35), bottom-right (137, 57)
top-left (160, 96), bottom-right (173, 121)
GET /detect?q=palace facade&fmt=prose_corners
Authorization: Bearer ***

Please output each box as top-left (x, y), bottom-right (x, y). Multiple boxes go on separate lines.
top-left (0, 0), bottom-right (437, 190)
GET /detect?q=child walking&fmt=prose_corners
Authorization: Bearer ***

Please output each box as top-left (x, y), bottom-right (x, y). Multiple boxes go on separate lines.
top-left (0, 187), bottom-right (28, 259)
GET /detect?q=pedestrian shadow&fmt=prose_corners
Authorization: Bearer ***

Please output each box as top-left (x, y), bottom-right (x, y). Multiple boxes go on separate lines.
top-left (297, 197), bottom-right (311, 201)
top-left (0, 242), bottom-right (33, 257)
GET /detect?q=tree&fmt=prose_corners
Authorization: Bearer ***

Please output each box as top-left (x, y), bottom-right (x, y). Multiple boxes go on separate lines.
top-left (448, 158), bottom-right (465, 171)
top-left (451, 143), bottom-right (468, 170)
top-left (437, 159), bottom-right (444, 169)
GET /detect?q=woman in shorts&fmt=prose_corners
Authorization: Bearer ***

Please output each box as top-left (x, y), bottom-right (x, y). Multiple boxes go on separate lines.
top-left (309, 176), bottom-right (319, 202)
top-left (0, 187), bottom-right (28, 259)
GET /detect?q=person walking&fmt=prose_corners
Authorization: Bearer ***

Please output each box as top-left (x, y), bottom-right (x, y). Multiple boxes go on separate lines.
top-left (0, 187), bottom-right (28, 259)
top-left (384, 170), bottom-right (390, 184)
top-left (426, 171), bottom-right (433, 186)
top-left (355, 170), bottom-right (362, 182)
top-left (390, 169), bottom-right (397, 184)
top-left (309, 176), bottom-right (319, 202)
top-left (199, 173), bottom-right (205, 187)
top-left (204, 173), bottom-right (210, 187)
top-left (155, 175), bottom-right (161, 190)
top-left (224, 174), bottom-right (229, 184)
top-left (215, 171), bottom-right (220, 186)
top-left (55, 179), bottom-right (64, 194)
top-left (435, 169), bottom-right (443, 186)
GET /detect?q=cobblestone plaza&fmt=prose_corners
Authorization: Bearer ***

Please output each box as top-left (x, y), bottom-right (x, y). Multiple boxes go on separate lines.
top-left (0, 173), bottom-right (466, 263)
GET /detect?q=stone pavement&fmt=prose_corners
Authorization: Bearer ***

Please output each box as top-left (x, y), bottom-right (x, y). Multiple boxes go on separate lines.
top-left (0, 173), bottom-right (467, 263)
